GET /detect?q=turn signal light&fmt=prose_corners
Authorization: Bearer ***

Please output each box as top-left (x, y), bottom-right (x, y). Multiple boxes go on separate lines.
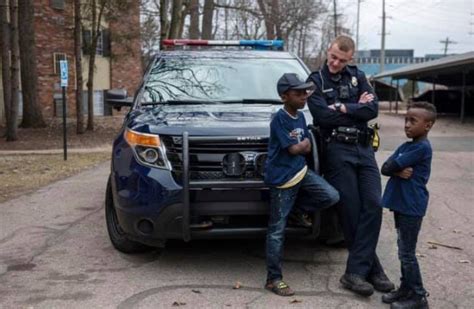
top-left (124, 129), bottom-right (161, 147)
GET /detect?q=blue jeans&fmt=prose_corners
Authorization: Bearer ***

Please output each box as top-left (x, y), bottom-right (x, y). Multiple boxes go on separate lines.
top-left (394, 211), bottom-right (427, 296)
top-left (266, 169), bottom-right (339, 282)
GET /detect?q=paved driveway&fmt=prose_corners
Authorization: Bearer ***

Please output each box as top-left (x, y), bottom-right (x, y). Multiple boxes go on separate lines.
top-left (0, 113), bottom-right (473, 308)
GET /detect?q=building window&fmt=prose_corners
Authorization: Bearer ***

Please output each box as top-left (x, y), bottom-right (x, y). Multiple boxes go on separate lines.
top-left (51, 0), bottom-right (65, 10)
top-left (82, 29), bottom-right (111, 57)
top-left (53, 53), bottom-right (67, 75)
top-left (96, 31), bottom-right (104, 55)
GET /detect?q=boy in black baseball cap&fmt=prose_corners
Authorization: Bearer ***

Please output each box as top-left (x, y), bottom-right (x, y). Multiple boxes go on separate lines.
top-left (264, 73), bottom-right (339, 296)
top-left (276, 73), bottom-right (315, 96)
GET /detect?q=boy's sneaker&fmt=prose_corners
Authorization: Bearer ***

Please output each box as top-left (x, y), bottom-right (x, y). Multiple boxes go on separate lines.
top-left (382, 287), bottom-right (411, 304)
top-left (340, 273), bottom-right (374, 296)
top-left (391, 293), bottom-right (429, 309)
top-left (368, 272), bottom-right (395, 292)
top-left (288, 211), bottom-right (312, 228)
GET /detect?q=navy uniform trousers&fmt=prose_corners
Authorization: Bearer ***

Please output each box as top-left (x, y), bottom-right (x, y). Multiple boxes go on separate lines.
top-left (324, 140), bottom-right (384, 277)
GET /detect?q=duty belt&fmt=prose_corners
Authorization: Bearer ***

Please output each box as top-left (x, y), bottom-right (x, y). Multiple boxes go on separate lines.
top-left (329, 126), bottom-right (372, 146)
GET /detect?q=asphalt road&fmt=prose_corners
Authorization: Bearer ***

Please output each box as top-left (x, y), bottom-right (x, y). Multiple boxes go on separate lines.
top-left (0, 113), bottom-right (473, 308)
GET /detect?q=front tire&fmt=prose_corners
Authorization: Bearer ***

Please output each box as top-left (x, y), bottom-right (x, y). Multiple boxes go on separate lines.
top-left (105, 177), bottom-right (151, 253)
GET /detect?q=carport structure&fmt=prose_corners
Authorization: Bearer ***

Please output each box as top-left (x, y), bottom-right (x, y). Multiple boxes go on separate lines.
top-left (373, 51), bottom-right (474, 122)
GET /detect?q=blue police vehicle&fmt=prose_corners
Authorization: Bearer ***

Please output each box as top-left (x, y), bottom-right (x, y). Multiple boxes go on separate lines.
top-left (105, 40), bottom-right (322, 252)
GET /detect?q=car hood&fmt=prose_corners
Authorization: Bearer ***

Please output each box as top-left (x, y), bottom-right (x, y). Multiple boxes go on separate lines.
top-left (127, 104), bottom-right (313, 136)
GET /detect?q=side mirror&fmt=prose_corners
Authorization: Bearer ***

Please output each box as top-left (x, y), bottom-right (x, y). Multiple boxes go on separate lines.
top-left (106, 89), bottom-right (133, 111)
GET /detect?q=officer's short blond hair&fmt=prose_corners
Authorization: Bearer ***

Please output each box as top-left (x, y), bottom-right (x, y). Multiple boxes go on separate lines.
top-left (330, 35), bottom-right (355, 53)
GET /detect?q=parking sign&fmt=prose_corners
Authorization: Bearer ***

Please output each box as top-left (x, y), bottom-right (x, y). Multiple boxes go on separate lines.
top-left (60, 60), bottom-right (68, 87)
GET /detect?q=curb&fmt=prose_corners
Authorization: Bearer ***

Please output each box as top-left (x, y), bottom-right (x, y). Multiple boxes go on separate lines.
top-left (0, 147), bottom-right (111, 155)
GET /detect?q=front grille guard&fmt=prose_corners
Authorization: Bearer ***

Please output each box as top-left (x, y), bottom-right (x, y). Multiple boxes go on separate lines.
top-left (180, 130), bottom-right (320, 242)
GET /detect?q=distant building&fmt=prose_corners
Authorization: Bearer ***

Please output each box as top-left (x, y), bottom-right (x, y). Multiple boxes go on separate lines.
top-left (0, 1), bottom-right (142, 124)
top-left (355, 49), bottom-right (449, 78)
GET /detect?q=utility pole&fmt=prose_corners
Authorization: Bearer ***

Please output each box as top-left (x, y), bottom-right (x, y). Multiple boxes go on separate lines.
top-left (380, 0), bottom-right (386, 73)
top-left (333, 0), bottom-right (338, 38)
top-left (356, 0), bottom-right (362, 50)
top-left (440, 37), bottom-right (457, 55)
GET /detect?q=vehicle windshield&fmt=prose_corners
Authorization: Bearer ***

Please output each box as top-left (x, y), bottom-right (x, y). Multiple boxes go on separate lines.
top-left (140, 57), bottom-right (309, 104)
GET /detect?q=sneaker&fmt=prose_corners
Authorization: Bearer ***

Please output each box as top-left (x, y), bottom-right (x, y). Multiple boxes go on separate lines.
top-left (391, 293), bottom-right (429, 309)
top-left (382, 287), bottom-right (411, 304)
top-left (368, 272), bottom-right (395, 292)
top-left (340, 273), bottom-right (374, 296)
top-left (288, 211), bottom-right (312, 228)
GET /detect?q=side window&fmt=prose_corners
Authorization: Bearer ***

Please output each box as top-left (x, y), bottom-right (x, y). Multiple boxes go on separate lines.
top-left (51, 0), bottom-right (65, 10)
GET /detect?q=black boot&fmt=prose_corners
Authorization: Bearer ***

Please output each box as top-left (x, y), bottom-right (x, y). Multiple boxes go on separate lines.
top-left (340, 273), bottom-right (374, 296)
top-left (382, 287), bottom-right (411, 304)
top-left (288, 211), bottom-right (312, 228)
top-left (368, 272), bottom-right (395, 292)
top-left (391, 293), bottom-right (429, 309)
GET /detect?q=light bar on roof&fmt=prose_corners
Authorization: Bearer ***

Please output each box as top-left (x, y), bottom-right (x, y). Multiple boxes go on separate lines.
top-left (162, 39), bottom-right (284, 49)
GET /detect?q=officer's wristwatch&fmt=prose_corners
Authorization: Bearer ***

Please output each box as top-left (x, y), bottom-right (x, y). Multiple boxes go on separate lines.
top-left (334, 102), bottom-right (342, 112)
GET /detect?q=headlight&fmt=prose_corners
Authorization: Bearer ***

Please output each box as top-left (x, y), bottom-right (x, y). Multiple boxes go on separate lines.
top-left (124, 129), bottom-right (171, 170)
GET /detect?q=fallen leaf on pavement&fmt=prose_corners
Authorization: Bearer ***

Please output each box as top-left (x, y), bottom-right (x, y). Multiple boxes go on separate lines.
top-left (172, 301), bottom-right (186, 306)
top-left (459, 260), bottom-right (471, 264)
top-left (290, 299), bottom-right (303, 304)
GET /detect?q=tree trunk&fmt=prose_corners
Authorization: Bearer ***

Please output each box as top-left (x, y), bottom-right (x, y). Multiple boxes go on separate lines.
top-left (74, 0), bottom-right (84, 134)
top-left (257, 0), bottom-right (274, 39)
top-left (178, 0), bottom-right (188, 39)
top-left (86, 0), bottom-right (97, 131)
top-left (159, 0), bottom-right (170, 48)
top-left (188, 0), bottom-right (199, 39)
top-left (18, 0), bottom-right (45, 128)
top-left (0, 0), bottom-right (12, 139)
top-left (201, 0), bottom-right (213, 39)
top-left (169, 0), bottom-right (183, 39)
top-left (7, 0), bottom-right (20, 141)
top-left (271, 0), bottom-right (282, 40)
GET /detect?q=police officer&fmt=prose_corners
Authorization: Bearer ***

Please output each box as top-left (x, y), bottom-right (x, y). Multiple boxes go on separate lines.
top-left (307, 35), bottom-right (394, 297)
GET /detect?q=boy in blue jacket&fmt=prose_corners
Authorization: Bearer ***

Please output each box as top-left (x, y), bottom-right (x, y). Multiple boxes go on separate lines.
top-left (264, 73), bottom-right (339, 296)
top-left (381, 102), bottom-right (437, 309)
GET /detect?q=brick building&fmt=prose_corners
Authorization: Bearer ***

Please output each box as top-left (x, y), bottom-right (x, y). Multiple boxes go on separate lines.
top-left (0, 0), bottom-right (142, 123)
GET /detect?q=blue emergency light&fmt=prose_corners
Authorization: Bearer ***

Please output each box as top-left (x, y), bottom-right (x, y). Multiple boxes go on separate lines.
top-left (162, 39), bottom-right (284, 50)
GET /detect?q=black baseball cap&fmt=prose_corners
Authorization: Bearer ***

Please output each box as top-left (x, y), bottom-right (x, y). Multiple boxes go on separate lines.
top-left (277, 73), bottom-right (315, 96)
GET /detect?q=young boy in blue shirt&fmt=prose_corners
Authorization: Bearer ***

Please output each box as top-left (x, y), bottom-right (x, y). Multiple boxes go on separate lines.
top-left (264, 73), bottom-right (340, 296)
top-left (380, 102), bottom-right (437, 309)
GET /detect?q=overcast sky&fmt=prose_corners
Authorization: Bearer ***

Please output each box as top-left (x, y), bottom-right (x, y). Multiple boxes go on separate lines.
top-left (338, 0), bottom-right (474, 57)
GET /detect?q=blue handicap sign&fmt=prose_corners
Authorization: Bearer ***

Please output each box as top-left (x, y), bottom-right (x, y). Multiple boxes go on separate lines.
top-left (60, 60), bottom-right (68, 87)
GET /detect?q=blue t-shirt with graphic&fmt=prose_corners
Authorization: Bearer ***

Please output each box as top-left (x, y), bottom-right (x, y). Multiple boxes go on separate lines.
top-left (264, 108), bottom-right (309, 187)
top-left (382, 139), bottom-right (433, 216)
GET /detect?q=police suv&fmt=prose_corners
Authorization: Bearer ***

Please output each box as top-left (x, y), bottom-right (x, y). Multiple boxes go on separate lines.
top-left (105, 40), bottom-right (322, 252)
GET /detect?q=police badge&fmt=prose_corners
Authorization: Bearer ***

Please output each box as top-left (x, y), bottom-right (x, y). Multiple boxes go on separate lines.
top-left (351, 76), bottom-right (358, 87)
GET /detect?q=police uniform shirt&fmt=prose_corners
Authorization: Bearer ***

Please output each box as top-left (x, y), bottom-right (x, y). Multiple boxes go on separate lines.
top-left (382, 139), bottom-right (433, 217)
top-left (306, 63), bottom-right (378, 137)
top-left (264, 108), bottom-right (309, 187)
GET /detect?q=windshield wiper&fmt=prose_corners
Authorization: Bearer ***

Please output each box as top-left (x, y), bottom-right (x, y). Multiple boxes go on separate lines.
top-left (221, 99), bottom-right (282, 104)
top-left (141, 99), bottom-right (282, 106)
top-left (141, 100), bottom-right (223, 106)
